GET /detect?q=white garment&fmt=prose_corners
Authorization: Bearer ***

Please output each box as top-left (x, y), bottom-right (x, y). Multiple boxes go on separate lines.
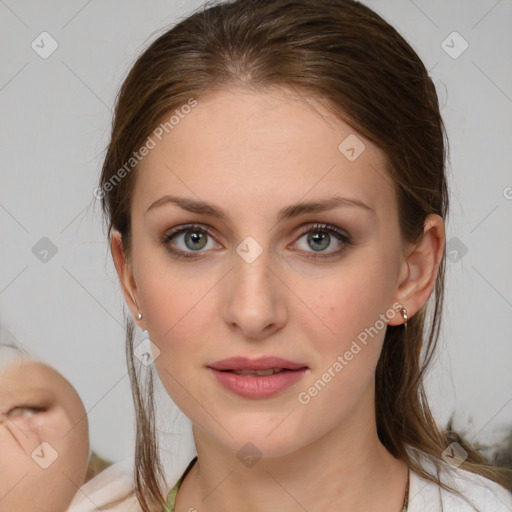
top-left (67, 451), bottom-right (512, 512)
top-left (66, 459), bottom-right (141, 512)
top-left (408, 455), bottom-right (512, 511)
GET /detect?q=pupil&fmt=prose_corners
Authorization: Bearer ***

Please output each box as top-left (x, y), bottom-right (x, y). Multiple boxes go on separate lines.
top-left (308, 231), bottom-right (329, 251)
top-left (185, 230), bottom-right (207, 250)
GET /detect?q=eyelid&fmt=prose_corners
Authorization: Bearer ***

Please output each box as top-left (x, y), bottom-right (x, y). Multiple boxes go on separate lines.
top-left (163, 222), bottom-right (216, 240)
top-left (294, 222), bottom-right (350, 241)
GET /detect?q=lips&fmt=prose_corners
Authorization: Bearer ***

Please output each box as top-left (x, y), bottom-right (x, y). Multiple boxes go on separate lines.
top-left (207, 356), bottom-right (308, 399)
top-left (208, 356), bottom-right (307, 372)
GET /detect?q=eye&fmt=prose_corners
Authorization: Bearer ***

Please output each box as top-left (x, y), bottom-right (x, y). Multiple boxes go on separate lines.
top-left (161, 223), bottom-right (221, 259)
top-left (7, 406), bottom-right (46, 419)
top-left (161, 222), bottom-right (352, 260)
top-left (292, 223), bottom-right (352, 259)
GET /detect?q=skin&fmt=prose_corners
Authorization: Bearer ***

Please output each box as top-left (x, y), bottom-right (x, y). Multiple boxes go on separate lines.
top-left (0, 361), bottom-right (90, 512)
top-left (112, 86), bottom-right (445, 511)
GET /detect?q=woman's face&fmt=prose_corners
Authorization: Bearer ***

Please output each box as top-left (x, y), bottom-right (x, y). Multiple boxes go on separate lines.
top-left (115, 87), bottom-right (433, 458)
top-left (0, 361), bottom-right (89, 512)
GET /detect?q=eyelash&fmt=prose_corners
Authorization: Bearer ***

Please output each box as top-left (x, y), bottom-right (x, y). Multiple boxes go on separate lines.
top-left (161, 222), bottom-right (352, 260)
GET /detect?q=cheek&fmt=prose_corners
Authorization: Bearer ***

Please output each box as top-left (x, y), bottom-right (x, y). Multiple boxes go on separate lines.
top-left (136, 254), bottom-right (219, 352)
top-left (0, 409), bottom-right (87, 511)
top-left (141, 284), bottom-right (206, 352)
top-left (139, 271), bottom-right (226, 419)
top-left (295, 258), bottom-right (393, 347)
top-left (44, 410), bottom-right (89, 486)
top-left (0, 424), bottom-right (32, 481)
top-left (289, 256), bottom-right (396, 412)
top-left (25, 408), bottom-right (87, 471)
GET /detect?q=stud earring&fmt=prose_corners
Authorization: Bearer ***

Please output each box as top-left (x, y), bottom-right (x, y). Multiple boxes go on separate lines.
top-left (400, 307), bottom-right (408, 328)
top-left (137, 312), bottom-right (143, 321)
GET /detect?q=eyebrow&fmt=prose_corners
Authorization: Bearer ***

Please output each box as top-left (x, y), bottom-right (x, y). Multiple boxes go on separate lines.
top-left (145, 194), bottom-right (375, 222)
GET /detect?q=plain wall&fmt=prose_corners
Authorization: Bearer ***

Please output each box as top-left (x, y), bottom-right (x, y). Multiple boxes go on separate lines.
top-left (0, 0), bottom-right (511, 464)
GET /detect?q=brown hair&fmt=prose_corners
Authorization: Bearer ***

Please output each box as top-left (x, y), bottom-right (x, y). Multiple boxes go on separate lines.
top-left (99, 0), bottom-right (509, 509)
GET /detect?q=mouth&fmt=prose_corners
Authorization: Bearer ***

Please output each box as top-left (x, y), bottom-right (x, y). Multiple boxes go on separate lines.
top-left (207, 356), bottom-right (309, 398)
top-left (226, 368), bottom-right (296, 376)
top-left (208, 356), bottom-right (308, 372)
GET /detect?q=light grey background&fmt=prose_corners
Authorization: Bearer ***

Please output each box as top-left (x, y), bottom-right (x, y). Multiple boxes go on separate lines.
top-left (0, 0), bottom-right (511, 464)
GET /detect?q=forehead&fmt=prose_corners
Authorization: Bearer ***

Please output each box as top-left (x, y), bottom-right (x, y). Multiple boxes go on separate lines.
top-left (134, 87), bottom-right (397, 220)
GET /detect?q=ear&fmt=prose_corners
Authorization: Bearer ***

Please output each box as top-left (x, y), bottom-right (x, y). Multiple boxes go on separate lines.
top-left (387, 214), bottom-right (445, 326)
top-left (110, 230), bottom-right (146, 330)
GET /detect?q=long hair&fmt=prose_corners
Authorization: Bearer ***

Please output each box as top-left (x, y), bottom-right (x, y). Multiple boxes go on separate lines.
top-left (99, 1), bottom-right (508, 509)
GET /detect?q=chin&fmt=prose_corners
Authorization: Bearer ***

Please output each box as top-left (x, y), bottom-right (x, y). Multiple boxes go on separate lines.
top-left (210, 417), bottom-right (307, 461)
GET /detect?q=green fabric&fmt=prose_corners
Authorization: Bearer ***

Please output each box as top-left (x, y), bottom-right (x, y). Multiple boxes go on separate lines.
top-left (165, 456), bottom-right (197, 512)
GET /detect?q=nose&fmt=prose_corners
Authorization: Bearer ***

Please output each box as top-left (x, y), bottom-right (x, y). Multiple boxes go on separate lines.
top-left (222, 249), bottom-right (288, 340)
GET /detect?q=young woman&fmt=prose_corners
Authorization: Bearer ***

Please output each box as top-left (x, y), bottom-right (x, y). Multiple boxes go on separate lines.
top-left (94, 0), bottom-right (512, 510)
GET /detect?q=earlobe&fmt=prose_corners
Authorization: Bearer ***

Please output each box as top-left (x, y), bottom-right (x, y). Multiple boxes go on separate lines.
top-left (388, 214), bottom-right (445, 326)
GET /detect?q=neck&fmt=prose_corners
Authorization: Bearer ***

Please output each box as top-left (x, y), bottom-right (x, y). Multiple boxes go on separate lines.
top-left (175, 389), bottom-right (408, 512)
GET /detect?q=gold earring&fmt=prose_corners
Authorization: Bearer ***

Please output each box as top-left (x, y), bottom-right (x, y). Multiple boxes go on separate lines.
top-left (400, 307), bottom-right (408, 328)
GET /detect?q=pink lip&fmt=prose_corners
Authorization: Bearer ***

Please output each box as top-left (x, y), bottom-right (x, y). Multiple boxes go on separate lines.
top-left (207, 356), bottom-right (308, 399)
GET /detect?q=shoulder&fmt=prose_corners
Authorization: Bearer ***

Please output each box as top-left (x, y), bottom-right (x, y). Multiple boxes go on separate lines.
top-left (66, 456), bottom-right (192, 512)
top-left (408, 449), bottom-right (512, 512)
top-left (66, 460), bottom-right (141, 512)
